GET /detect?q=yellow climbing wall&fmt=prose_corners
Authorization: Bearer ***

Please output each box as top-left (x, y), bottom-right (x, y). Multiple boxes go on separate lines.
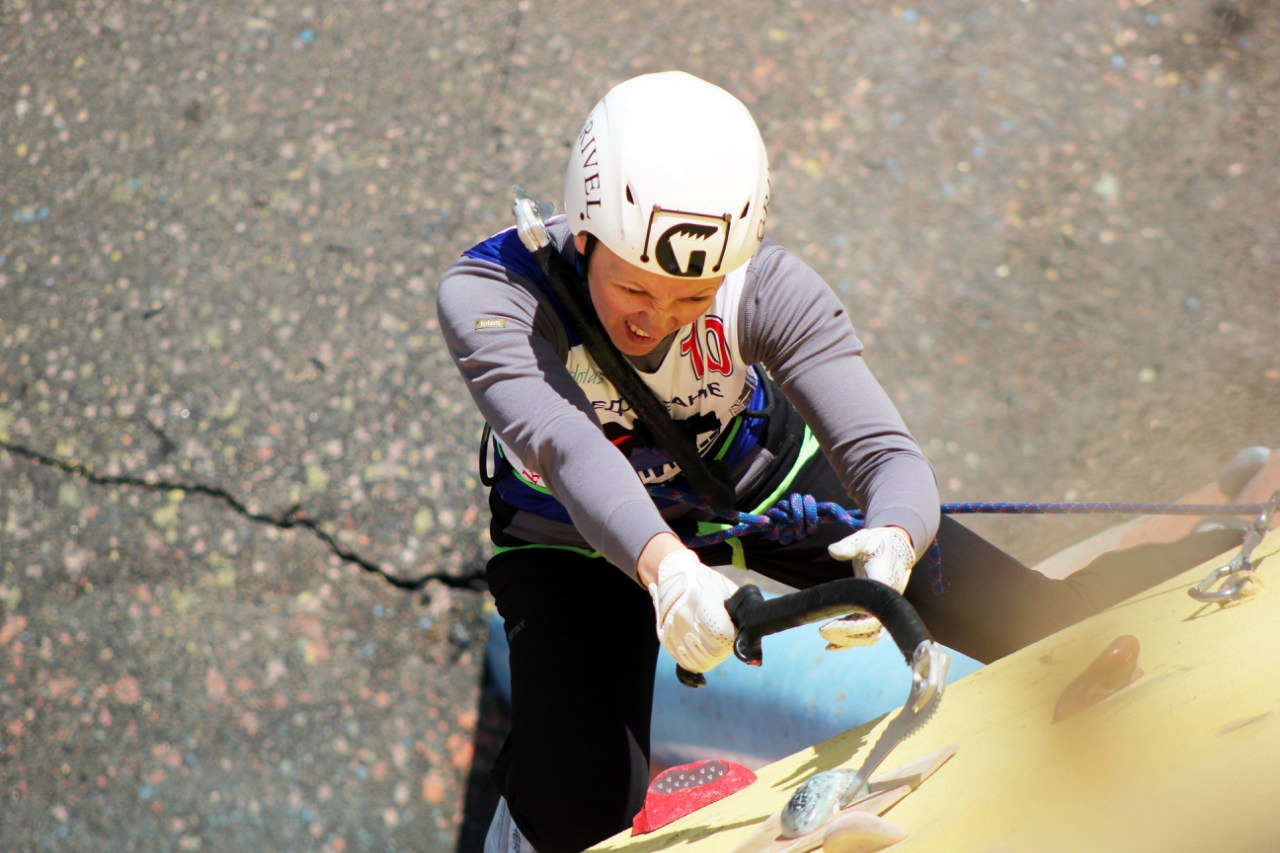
top-left (591, 528), bottom-right (1280, 852)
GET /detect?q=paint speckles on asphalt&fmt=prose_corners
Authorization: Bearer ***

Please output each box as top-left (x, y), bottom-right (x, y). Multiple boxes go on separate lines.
top-left (0, 445), bottom-right (485, 850)
top-left (2, 1), bottom-right (1277, 851)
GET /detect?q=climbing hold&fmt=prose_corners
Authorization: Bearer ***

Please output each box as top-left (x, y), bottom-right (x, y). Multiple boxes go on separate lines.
top-left (631, 759), bottom-right (756, 835)
top-left (1218, 446), bottom-right (1273, 498)
top-left (821, 810), bottom-right (909, 853)
top-left (1053, 635), bottom-right (1143, 723)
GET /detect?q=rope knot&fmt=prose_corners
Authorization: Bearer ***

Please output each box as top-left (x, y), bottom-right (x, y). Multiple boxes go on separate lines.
top-left (762, 493), bottom-right (821, 544)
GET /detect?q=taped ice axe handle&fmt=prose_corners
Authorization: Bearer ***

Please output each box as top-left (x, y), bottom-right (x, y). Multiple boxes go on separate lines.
top-left (674, 579), bottom-right (933, 688)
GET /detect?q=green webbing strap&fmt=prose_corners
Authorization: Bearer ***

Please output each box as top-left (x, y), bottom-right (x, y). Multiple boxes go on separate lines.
top-left (689, 425), bottom-right (823, 568)
top-left (747, 426), bottom-right (823, 515)
top-left (490, 542), bottom-right (601, 559)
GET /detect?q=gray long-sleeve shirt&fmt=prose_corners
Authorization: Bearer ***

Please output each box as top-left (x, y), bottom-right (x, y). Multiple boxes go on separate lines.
top-left (438, 219), bottom-right (940, 580)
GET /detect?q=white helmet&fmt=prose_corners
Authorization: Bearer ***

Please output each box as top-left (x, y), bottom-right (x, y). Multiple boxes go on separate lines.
top-left (564, 71), bottom-right (770, 280)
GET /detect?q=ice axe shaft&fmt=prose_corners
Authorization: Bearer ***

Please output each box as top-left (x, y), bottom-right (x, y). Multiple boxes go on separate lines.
top-left (675, 578), bottom-right (933, 688)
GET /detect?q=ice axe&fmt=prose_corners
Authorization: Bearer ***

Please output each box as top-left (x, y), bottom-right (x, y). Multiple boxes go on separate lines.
top-left (677, 578), bottom-right (950, 838)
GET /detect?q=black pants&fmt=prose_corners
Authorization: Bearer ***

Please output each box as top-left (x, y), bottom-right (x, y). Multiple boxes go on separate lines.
top-left (486, 451), bottom-right (1243, 851)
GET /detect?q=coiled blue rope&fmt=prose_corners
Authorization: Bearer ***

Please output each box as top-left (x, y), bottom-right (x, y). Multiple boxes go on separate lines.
top-left (647, 485), bottom-right (1271, 594)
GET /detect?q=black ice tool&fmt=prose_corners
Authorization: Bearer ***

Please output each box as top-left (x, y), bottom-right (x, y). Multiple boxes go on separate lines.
top-left (675, 578), bottom-right (935, 688)
top-left (673, 578), bottom-right (951, 840)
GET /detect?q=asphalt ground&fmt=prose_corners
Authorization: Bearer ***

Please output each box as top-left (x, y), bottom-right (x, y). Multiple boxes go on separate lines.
top-left (1, 1), bottom-right (1277, 850)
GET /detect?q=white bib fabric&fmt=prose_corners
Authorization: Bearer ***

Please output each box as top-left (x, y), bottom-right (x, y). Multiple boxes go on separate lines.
top-left (498, 267), bottom-right (756, 490)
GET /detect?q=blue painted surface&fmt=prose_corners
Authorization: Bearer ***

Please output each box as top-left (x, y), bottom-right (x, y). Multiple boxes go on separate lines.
top-left (484, 605), bottom-right (983, 769)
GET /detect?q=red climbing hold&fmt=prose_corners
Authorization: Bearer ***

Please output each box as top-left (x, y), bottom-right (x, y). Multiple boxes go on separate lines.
top-left (631, 758), bottom-right (757, 835)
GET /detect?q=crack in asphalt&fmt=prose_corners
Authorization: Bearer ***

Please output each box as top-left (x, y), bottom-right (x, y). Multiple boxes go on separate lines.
top-left (0, 440), bottom-right (487, 594)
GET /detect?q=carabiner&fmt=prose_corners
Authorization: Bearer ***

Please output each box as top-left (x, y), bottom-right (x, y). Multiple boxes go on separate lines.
top-left (1189, 491), bottom-right (1278, 604)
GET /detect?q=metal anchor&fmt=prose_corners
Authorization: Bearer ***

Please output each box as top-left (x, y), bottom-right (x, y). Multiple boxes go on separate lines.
top-left (1189, 490), bottom-right (1278, 604)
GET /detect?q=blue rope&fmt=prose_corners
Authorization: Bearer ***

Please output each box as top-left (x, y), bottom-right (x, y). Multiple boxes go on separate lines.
top-left (647, 486), bottom-right (1271, 595)
top-left (940, 500), bottom-right (1268, 517)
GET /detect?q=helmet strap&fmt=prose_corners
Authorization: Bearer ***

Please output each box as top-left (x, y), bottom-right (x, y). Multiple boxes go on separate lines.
top-left (575, 233), bottom-right (599, 283)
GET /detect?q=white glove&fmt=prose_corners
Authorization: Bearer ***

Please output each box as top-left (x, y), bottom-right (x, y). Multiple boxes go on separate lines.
top-left (820, 526), bottom-right (916, 650)
top-left (647, 549), bottom-right (739, 674)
